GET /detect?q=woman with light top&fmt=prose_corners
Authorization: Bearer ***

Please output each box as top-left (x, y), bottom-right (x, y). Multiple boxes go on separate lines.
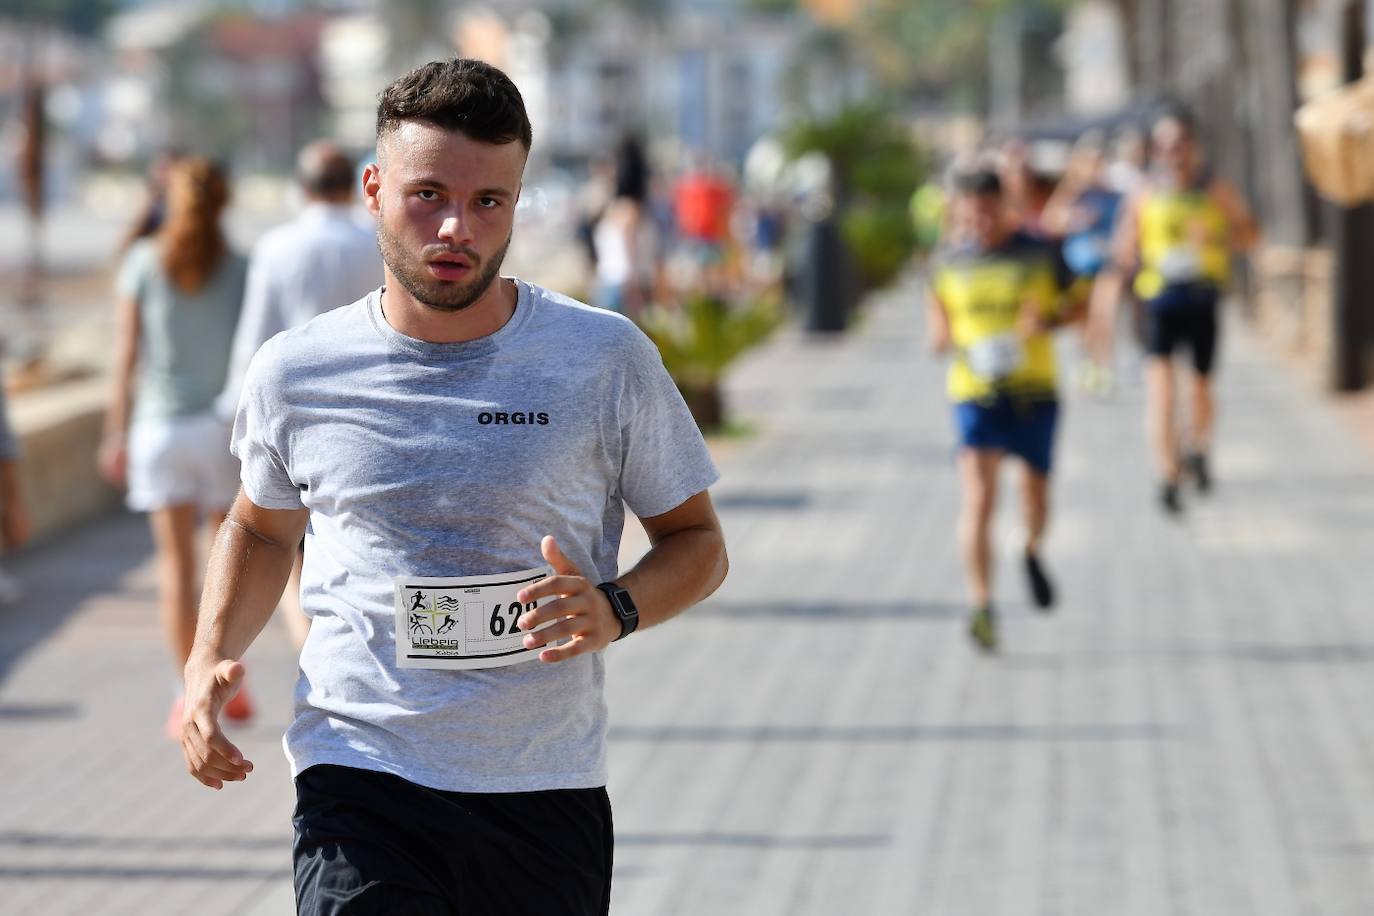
top-left (99, 158), bottom-right (253, 735)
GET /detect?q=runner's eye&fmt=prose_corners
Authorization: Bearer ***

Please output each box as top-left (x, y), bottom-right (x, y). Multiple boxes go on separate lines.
top-left (477, 197), bottom-right (500, 210)
top-left (417, 190), bottom-right (439, 201)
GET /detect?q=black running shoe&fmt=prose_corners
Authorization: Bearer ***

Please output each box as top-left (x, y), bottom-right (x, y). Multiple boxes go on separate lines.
top-left (969, 605), bottom-right (997, 652)
top-left (1160, 481), bottom-right (1183, 516)
top-left (1185, 451), bottom-right (1212, 493)
top-left (1025, 550), bottom-right (1055, 611)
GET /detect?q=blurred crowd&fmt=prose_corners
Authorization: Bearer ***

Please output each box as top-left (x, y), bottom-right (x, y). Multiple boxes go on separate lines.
top-left (0, 124), bottom-right (801, 731)
top-left (573, 134), bottom-right (792, 320)
top-left (921, 106), bottom-right (1258, 649)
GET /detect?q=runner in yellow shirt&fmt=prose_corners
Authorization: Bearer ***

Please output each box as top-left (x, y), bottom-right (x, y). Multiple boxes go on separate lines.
top-left (1092, 109), bottom-right (1257, 513)
top-left (928, 168), bottom-right (1079, 651)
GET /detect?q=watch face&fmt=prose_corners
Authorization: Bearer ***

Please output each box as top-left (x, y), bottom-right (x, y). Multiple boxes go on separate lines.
top-left (605, 585), bottom-right (636, 618)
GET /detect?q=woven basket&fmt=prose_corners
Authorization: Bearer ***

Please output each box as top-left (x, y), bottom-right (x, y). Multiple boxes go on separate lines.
top-left (1295, 78), bottom-right (1374, 206)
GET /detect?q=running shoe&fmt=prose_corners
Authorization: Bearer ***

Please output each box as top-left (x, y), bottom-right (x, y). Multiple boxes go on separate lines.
top-left (1160, 481), bottom-right (1183, 516)
top-left (1025, 550), bottom-right (1055, 610)
top-left (968, 605), bottom-right (998, 652)
top-left (1184, 451), bottom-right (1212, 493)
top-left (165, 696), bottom-right (185, 740)
top-left (224, 684), bottom-right (255, 723)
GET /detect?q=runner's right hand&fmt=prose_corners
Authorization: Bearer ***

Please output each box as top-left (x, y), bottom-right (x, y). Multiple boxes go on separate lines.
top-left (180, 657), bottom-right (254, 789)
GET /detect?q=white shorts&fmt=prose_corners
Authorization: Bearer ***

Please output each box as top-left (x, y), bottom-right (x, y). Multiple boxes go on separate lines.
top-left (126, 411), bottom-right (241, 514)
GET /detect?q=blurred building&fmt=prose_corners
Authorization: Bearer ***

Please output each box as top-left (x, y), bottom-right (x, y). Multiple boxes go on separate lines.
top-left (322, 2), bottom-right (821, 172)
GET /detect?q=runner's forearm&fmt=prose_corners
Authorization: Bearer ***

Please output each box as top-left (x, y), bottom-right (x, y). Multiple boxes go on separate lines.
top-left (191, 512), bottom-right (303, 663)
top-left (616, 525), bottom-right (727, 631)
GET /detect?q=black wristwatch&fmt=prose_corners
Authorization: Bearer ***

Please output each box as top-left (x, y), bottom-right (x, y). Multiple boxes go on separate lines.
top-left (596, 582), bottom-right (639, 641)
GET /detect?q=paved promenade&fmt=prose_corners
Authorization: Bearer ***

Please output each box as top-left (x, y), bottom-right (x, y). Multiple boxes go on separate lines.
top-left (3, 276), bottom-right (1373, 914)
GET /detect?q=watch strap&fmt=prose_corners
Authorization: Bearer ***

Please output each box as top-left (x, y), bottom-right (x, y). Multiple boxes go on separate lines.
top-left (596, 582), bottom-right (639, 641)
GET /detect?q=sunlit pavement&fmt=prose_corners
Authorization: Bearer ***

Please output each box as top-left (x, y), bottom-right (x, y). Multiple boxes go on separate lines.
top-left (3, 274), bottom-right (1373, 914)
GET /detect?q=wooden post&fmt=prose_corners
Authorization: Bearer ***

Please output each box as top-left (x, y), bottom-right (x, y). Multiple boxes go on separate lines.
top-left (1331, 0), bottom-right (1374, 391)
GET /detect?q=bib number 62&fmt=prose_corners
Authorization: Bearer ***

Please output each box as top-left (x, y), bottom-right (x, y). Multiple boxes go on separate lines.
top-left (490, 601), bottom-right (536, 637)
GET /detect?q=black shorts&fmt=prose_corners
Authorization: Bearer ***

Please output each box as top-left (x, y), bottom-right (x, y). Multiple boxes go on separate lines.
top-left (1145, 283), bottom-right (1220, 376)
top-left (292, 765), bottom-right (613, 916)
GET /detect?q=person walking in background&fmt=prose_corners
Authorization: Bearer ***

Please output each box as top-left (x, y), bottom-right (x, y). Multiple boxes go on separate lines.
top-left (217, 141), bottom-right (382, 649)
top-left (673, 155), bottom-right (734, 287)
top-left (1043, 131), bottom-right (1123, 396)
top-left (1093, 108), bottom-right (1258, 514)
top-left (117, 147), bottom-right (184, 255)
top-left (928, 168), bottom-right (1077, 652)
top-left (0, 381), bottom-right (31, 605)
top-left (592, 133), bottom-right (658, 316)
top-left (98, 157), bottom-right (252, 735)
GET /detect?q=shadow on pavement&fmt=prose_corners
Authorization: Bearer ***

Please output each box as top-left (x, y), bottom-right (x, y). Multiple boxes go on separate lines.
top-left (618, 831), bottom-right (889, 849)
top-left (0, 511), bottom-right (151, 687)
top-left (0, 864), bottom-right (291, 881)
top-left (1007, 641), bottom-right (1374, 668)
top-left (0, 831), bottom-right (286, 852)
top-left (608, 722), bottom-right (1175, 743)
top-left (694, 600), bottom-right (965, 620)
top-left (0, 702), bottom-right (80, 721)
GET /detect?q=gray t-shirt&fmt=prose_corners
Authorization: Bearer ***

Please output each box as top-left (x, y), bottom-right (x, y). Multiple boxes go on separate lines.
top-left (117, 239), bottom-right (247, 422)
top-left (232, 280), bottom-right (719, 792)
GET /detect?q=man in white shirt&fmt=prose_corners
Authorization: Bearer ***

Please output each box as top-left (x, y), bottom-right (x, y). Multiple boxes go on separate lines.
top-left (219, 140), bottom-right (383, 646)
top-left (220, 141), bottom-right (382, 415)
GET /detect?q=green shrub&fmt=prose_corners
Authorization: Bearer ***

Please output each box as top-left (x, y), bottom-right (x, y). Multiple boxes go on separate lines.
top-left (640, 291), bottom-right (783, 431)
top-left (842, 203), bottom-right (917, 290)
top-left (783, 103), bottom-right (928, 290)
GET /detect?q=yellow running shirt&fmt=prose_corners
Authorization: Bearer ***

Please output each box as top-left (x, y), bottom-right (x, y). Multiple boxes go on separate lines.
top-left (1133, 186), bottom-right (1230, 301)
top-left (931, 233), bottom-right (1067, 404)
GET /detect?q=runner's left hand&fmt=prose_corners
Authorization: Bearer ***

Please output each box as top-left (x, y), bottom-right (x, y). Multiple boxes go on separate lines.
top-left (516, 536), bottom-right (619, 663)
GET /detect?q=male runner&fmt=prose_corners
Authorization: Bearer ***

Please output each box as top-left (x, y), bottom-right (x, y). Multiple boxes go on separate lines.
top-left (928, 168), bottom-right (1075, 652)
top-left (1093, 108), bottom-right (1257, 513)
top-left (181, 59), bottom-right (727, 915)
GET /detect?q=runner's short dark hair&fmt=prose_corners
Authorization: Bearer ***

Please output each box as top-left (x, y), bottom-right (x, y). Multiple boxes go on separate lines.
top-left (952, 168), bottom-right (1002, 197)
top-left (1153, 102), bottom-right (1196, 138)
top-left (376, 58), bottom-right (532, 152)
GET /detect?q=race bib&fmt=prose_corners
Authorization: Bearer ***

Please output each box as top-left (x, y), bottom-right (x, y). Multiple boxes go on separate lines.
top-left (394, 565), bottom-right (556, 670)
top-left (1158, 246), bottom-right (1204, 283)
top-left (966, 332), bottom-right (1025, 380)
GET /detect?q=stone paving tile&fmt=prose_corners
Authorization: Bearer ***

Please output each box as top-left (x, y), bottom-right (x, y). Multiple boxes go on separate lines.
top-left (2, 274), bottom-right (1372, 914)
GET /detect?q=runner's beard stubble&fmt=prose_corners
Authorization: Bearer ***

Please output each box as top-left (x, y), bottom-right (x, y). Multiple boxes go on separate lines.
top-left (377, 217), bottom-right (511, 313)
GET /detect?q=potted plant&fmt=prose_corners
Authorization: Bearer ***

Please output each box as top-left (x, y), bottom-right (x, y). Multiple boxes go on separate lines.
top-left (640, 290), bottom-right (783, 432)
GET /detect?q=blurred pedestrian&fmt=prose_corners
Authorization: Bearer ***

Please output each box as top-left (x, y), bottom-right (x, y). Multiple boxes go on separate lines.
top-left (1106, 127), bottom-right (1148, 197)
top-left (1095, 108), bottom-right (1258, 514)
top-left (178, 58), bottom-right (725, 915)
top-left (575, 153), bottom-right (616, 277)
top-left (217, 141), bottom-right (381, 650)
top-left (592, 133), bottom-right (659, 316)
top-left (1043, 131), bottom-right (1122, 395)
top-left (0, 380), bottom-right (31, 604)
top-left (927, 168), bottom-right (1079, 652)
top-left (98, 157), bottom-right (252, 735)
top-left (910, 176), bottom-right (947, 253)
top-left (117, 147), bottom-right (184, 255)
top-left (673, 156), bottom-right (734, 287)
top-left (997, 138), bottom-right (1056, 238)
